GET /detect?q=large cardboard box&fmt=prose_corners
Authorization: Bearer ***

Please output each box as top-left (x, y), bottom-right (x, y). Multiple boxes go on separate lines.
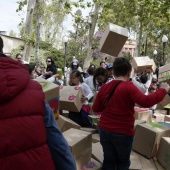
top-left (34, 78), bottom-right (59, 119)
top-left (80, 128), bottom-right (98, 134)
top-left (165, 115), bottom-right (170, 122)
top-left (134, 108), bottom-right (152, 123)
top-left (99, 23), bottom-right (128, 57)
top-left (157, 137), bottom-right (170, 170)
top-left (133, 123), bottom-right (170, 158)
top-left (92, 142), bottom-right (103, 163)
top-left (35, 78), bottom-right (59, 101)
top-left (131, 56), bottom-right (153, 73)
top-left (134, 120), bottom-right (146, 128)
top-left (80, 158), bottom-right (102, 170)
top-left (153, 113), bottom-right (165, 122)
top-left (158, 63), bottom-right (170, 85)
top-left (155, 109), bottom-right (167, 115)
top-left (92, 134), bottom-right (100, 143)
top-left (56, 115), bottom-right (80, 132)
top-left (60, 86), bottom-right (84, 112)
top-left (63, 128), bottom-right (92, 170)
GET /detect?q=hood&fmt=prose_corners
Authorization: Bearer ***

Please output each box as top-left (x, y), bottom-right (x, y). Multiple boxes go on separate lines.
top-left (0, 57), bottom-right (30, 103)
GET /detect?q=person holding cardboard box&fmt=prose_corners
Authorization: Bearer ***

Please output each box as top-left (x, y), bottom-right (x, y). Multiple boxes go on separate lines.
top-left (69, 70), bottom-right (93, 127)
top-left (0, 36), bottom-right (76, 170)
top-left (92, 57), bottom-right (170, 170)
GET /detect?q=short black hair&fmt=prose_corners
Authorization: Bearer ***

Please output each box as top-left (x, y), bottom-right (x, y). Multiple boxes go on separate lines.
top-left (100, 61), bottom-right (105, 66)
top-left (113, 57), bottom-right (132, 77)
top-left (24, 64), bottom-right (34, 75)
top-left (140, 74), bottom-right (148, 84)
top-left (0, 36), bottom-right (3, 53)
top-left (88, 67), bottom-right (95, 75)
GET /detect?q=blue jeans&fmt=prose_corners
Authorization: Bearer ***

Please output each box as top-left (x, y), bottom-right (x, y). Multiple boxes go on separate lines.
top-left (99, 129), bottom-right (133, 170)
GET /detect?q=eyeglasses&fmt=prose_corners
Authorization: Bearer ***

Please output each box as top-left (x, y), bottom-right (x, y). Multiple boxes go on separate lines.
top-left (46, 60), bottom-right (51, 63)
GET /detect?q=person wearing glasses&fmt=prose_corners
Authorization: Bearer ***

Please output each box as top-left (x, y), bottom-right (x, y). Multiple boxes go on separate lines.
top-left (44, 57), bottom-right (57, 79)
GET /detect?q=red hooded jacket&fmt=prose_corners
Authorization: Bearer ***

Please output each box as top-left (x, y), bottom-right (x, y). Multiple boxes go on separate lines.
top-left (0, 56), bottom-right (55, 170)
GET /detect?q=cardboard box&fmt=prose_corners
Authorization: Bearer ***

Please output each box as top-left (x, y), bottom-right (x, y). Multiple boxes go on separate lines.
top-left (159, 95), bottom-right (170, 108)
top-left (80, 128), bottom-right (98, 134)
top-left (158, 63), bottom-right (170, 85)
top-left (63, 128), bottom-right (92, 169)
top-left (92, 142), bottom-right (103, 163)
top-left (155, 109), bottom-right (167, 115)
top-left (153, 113), bottom-right (165, 122)
top-left (134, 120), bottom-right (146, 128)
top-left (34, 78), bottom-right (60, 119)
top-left (131, 56), bottom-right (153, 73)
top-left (165, 115), bottom-right (170, 122)
top-left (34, 78), bottom-right (59, 101)
top-left (157, 137), bottom-right (170, 170)
top-left (133, 123), bottom-right (170, 158)
top-left (92, 134), bottom-right (100, 143)
top-left (60, 86), bottom-right (84, 112)
top-left (80, 158), bottom-right (102, 170)
top-left (56, 115), bottom-right (80, 132)
top-left (76, 148), bottom-right (92, 170)
top-left (99, 23), bottom-right (128, 57)
top-left (134, 108), bottom-right (152, 123)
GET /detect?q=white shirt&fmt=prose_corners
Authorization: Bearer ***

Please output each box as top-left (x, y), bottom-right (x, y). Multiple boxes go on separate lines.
top-left (84, 76), bottom-right (96, 95)
top-left (132, 73), bottom-right (153, 95)
top-left (79, 83), bottom-right (94, 105)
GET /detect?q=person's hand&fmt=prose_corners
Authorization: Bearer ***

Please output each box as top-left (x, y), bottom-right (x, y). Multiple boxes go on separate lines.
top-left (160, 82), bottom-right (170, 92)
top-left (81, 95), bottom-right (87, 103)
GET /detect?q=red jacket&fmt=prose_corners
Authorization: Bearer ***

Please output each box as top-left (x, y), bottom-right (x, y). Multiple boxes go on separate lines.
top-left (0, 57), bottom-right (55, 170)
top-left (92, 80), bottom-right (166, 136)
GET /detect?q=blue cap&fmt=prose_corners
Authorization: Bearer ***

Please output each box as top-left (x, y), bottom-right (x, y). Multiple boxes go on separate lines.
top-left (106, 64), bottom-right (113, 69)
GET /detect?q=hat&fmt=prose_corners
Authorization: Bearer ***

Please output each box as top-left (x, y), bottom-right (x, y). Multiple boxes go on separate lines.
top-left (106, 64), bottom-right (113, 69)
top-left (73, 62), bottom-right (77, 66)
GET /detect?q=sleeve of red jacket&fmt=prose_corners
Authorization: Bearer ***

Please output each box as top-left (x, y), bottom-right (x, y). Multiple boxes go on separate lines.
top-left (129, 82), bottom-right (167, 107)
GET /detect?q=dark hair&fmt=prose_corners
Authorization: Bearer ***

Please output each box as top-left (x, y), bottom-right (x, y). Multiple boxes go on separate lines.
top-left (46, 57), bottom-right (56, 67)
top-left (113, 57), bottom-right (132, 77)
top-left (0, 36), bottom-right (3, 53)
top-left (70, 70), bottom-right (83, 85)
top-left (87, 67), bottom-right (95, 75)
top-left (100, 61), bottom-right (105, 66)
top-left (70, 62), bottom-right (79, 69)
top-left (24, 64), bottom-right (34, 75)
top-left (140, 74), bottom-right (148, 84)
top-left (89, 64), bottom-right (96, 70)
top-left (93, 67), bottom-right (108, 88)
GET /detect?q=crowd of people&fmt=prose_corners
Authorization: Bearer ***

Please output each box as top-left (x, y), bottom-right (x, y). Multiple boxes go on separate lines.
top-left (1, 34), bottom-right (170, 170)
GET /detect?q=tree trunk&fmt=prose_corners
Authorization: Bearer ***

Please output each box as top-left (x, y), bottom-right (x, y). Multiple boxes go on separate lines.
top-left (35, 0), bottom-right (40, 68)
top-left (138, 21), bottom-right (143, 57)
top-left (83, 2), bottom-right (100, 69)
top-left (23, 0), bottom-right (36, 62)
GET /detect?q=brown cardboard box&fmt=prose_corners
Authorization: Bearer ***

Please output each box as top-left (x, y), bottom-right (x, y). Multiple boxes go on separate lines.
top-left (63, 128), bottom-right (92, 169)
top-left (99, 23), bottom-right (128, 57)
top-left (60, 86), bottom-right (84, 112)
top-left (34, 78), bottom-right (59, 101)
top-left (133, 123), bottom-right (170, 158)
top-left (134, 108), bottom-right (152, 123)
top-left (155, 109), bottom-right (167, 115)
top-left (158, 63), bottom-right (170, 85)
top-left (134, 120), bottom-right (146, 128)
top-left (92, 142), bottom-right (103, 163)
top-left (131, 56), bottom-right (153, 73)
top-left (76, 148), bottom-right (92, 170)
top-left (56, 115), bottom-right (80, 132)
top-left (80, 128), bottom-right (98, 134)
top-left (157, 137), bottom-right (170, 170)
top-left (153, 113), bottom-right (165, 122)
top-left (80, 158), bottom-right (102, 170)
top-left (92, 134), bottom-right (100, 143)
top-left (34, 78), bottom-right (60, 119)
top-left (165, 115), bottom-right (170, 122)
